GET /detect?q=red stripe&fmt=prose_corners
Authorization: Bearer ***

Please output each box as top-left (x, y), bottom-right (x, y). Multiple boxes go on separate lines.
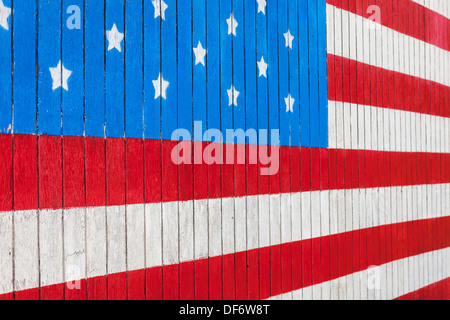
top-left (395, 277), bottom-right (450, 300)
top-left (328, 0), bottom-right (450, 52)
top-left (6, 215), bottom-right (449, 300)
top-left (328, 54), bottom-right (450, 118)
top-left (3, 134), bottom-right (450, 212)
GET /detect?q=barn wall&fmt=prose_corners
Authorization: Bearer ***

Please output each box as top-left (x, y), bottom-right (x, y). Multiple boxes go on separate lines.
top-left (0, 0), bottom-right (449, 300)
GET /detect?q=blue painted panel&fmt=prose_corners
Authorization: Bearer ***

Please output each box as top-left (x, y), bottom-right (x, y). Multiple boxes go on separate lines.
top-left (220, 0), bottom-right (233, 142)
top-left (279, 0), bottom-right (290, 147)
top-left (245, 0), bottom-right (257, 142)
top-left (233, 0), bottom-right (245, 142)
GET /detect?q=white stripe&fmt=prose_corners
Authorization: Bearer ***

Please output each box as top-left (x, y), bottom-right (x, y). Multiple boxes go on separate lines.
top-left (328, 101), bottom-right (450, 152)
top-left (271, 247), bottom-right (450, 300)
top-left (327, 4), bottom-right (450, 86)
top-left (2, 184), bottom-right (450, 295)
top-left (411, 0), bottom-right (450, 19)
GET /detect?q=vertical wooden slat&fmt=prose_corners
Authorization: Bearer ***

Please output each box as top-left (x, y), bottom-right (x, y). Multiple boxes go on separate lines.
top-left (37, 0), bottom-right (64, 300)
top-left (192, 0), bottom-right (208, 301)
top-left (85, 0), bottom-right (107, 301)
top-left (278, 0), bottom-right (291, 301)
top-left (160, 0), bottom-right (179, 300)
top-left (0, 0), bottom-right (13, 301)
top-left (62, 0), bottom-right (86, 301)
top-left (177, 0), bottom-right (194, 300)
top-left (105, 0), bottom-right (126, 300)
top-left (288, 0), bottom-right (300, 301)
top-left (219, 0), bottom-right (233, 301)
top-left (256, 0), bottom-right (270, 301)
top-left (143, 0), bottom-right (162, 301)
top-left (267, 0), bottom-right (281, 300)
top-left (244, 0), bottom-right (258, 301)
top-left (12, 0), bottom-right (39, 299)
top-left (232, 0), bottom-right (246, 301)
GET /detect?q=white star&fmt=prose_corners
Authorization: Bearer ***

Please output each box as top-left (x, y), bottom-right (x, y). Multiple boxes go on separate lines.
top-left (193, 41), bottom-right (207, 66)
top-left (49, 61), bottom-right (72, 91)
top-left (257, 56), bottom-right (268, 78)
top-left (284, 30), bottom-right (294, 49)
top-left (256, 0), bottom-right (267, 15)
top-left (153, 73), bottom-right (169, 100)
top-left (152, 0), bottom-right (168, 20)
top-left (106, 24), bottom-right (124, 52)
top-left (226, 13), bottom-right (238, 36)
top-left (0, 0), bottom-right (11, 31)
top-left (285, 94), bottom-right (295, 113)
top-left (227, 85), bottom-right (239, 107)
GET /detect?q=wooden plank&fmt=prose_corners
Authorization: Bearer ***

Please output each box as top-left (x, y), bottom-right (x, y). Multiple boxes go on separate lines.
top-left (192, 0), bottom-right (208, 301)
top-left (143, 0), bottom-right (162, 301)
top-left (84, 0), bottom-right (107, 300)
top-left (267, 0), bottom-right (281, 300)
top-left (0, 0), bottom-right (12, 301)
top-left (160, 0), bottom-right (179, 300)
top-left (256, 0), bottom-right (270, 300)
top-left (37, 0), bottom-right (63, 300)
top-left (105, 0), bottom-right (126, 300)
top-left (62, 0), bottom-right (85, 301)
top-left (125, 0), bottom-right (145, 301)
top-left (177, 0), bottom-right (194, 300)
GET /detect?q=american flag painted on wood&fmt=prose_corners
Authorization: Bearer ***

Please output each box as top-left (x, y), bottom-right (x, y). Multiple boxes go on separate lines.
top-left (0, 0), bottom-right (449, 300)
